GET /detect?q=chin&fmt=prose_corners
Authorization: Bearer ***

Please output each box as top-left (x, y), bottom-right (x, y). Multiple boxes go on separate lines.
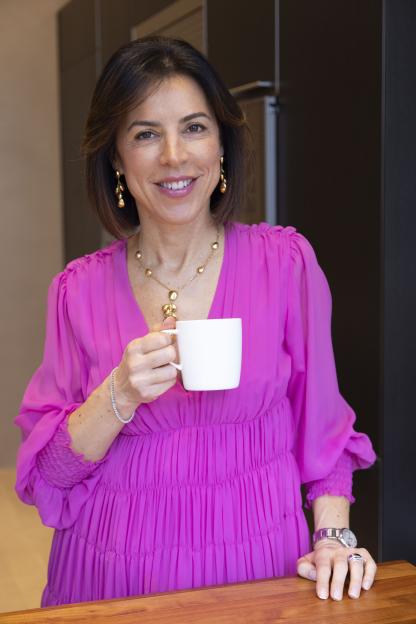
top-left (157, 203), bottom-right (211, 226)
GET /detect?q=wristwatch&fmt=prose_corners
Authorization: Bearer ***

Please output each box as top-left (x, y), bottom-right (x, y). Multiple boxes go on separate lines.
top-left (312, 527), bottom-right (358, 548)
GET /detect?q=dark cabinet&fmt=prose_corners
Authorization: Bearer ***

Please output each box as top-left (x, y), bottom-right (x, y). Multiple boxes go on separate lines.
top-left (278, 0), bottom-right (416, 564)
top-left (206, 0), bottom-right (276, 90)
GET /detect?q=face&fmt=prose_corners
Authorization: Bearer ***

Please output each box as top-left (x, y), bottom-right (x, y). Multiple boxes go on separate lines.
top-left (114, 74), bottom-right (223, 226)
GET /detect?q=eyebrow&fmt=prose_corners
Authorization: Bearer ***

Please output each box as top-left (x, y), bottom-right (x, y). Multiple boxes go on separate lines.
top-left (127, 112), bottom-right (211, 132)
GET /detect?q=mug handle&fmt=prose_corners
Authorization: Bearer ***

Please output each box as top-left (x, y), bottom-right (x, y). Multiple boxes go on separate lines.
top-left (160, 329), bottom-right (183, 371)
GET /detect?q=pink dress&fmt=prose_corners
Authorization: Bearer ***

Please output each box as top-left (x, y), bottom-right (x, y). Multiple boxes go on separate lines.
top-left (15, 222), bottom-right (376, 606)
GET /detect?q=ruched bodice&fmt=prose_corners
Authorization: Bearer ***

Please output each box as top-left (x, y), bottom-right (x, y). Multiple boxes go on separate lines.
top-left (103, 397), bottom-right (296, 490)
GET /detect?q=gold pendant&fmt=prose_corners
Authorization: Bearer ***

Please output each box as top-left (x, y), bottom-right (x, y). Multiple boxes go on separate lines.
top-left (162, 302), bottom-right (177, 318)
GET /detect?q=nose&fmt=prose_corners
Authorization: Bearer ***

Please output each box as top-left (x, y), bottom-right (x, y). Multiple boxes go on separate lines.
top-left (159, 134), bottom-right (188, 167)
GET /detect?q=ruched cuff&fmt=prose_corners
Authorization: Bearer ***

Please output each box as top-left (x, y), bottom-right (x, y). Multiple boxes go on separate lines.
top-left (36, 413), bottom-right (107, 488)
top-left (303, 451), bottom-right (355, 509)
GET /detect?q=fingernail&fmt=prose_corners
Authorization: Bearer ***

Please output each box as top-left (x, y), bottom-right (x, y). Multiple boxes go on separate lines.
top-left (318, 589), bottom-right (328, 600)
top-left (362, 581), bottom-right (370, 590)
top-left (349, 590), bottom-right (359, 599)
top-left (308, 570), bottom-right (317, 581)
top-left (333, 589), bottom-right (342, 601)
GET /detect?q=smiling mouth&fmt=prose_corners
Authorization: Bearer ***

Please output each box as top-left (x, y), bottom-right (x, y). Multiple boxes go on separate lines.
top-left (156, 178), bottom-right (195, 190)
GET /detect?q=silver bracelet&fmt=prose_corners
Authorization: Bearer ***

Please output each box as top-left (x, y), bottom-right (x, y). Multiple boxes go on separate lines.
top-left (110, 367), bottom-right (135, 424)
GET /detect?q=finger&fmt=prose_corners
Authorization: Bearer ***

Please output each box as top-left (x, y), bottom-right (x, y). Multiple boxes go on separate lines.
top-left (361, 555), bottom-right (377, 591)
top-left (150, 316), bottom-right (177, 333)
top-left (162, 316), bottom-right (177, 329)
top-left (148, 377), bottom-right (178, 398)
top-left (140, 331), bottom-right (173, 354)
top-left (347, 556), bottom-right (365, 599)
top-left (145, 344), bottom-right (178, 369)
top-left (330, 553), bottom-right (349, 601)
top-left (315, 554), bottom-right (332, 600)
top-left (148, 363), bottom-right (178, 385)
top-left (297, 555), bottom-right (317, 581)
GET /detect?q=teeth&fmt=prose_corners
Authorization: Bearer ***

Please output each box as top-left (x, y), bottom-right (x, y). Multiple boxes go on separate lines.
top-left (160, 179), bottom-right (193, 190)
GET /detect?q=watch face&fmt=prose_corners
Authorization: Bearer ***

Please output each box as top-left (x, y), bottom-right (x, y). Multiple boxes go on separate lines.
top-left (341, 528), bottom-right (357, 548)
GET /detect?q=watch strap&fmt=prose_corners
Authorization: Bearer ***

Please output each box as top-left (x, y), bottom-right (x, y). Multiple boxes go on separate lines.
top-left (313, 527), bottom-right (347, 545)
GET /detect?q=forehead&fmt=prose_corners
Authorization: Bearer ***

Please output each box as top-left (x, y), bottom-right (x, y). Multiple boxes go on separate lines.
top-left (125, 74), bottom-right (213, 123)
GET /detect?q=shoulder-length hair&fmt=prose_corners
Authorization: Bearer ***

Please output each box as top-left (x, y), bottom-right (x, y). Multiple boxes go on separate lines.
top-left (82, 36), bottom-right (252, 239)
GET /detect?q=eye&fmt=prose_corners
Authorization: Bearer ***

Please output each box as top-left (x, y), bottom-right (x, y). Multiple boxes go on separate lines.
top-left (135, 130), bottom-right (156, 141)
top-left (186, 123), bottom-right (206, 133)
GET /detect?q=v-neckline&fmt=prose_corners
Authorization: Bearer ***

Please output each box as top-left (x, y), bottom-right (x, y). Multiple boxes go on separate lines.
top-left (120, 222), bottom-right (231, 335)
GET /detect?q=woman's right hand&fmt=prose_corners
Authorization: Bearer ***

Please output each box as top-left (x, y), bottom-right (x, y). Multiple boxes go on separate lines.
top-left (114, 316), bottom-right (178, 411)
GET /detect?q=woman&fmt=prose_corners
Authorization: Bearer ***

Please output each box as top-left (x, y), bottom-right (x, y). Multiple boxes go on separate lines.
top-left (15, 36), bottom-right (377, 607)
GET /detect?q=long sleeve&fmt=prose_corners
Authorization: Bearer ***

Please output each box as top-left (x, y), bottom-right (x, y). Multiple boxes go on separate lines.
top-left (284, 230), bottom-right (377, 508)
top-left (14, 269), bottom-right (109, 529)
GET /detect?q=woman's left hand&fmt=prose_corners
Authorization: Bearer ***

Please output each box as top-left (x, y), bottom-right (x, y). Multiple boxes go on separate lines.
top-left (296, 540), bottom-right (377, 600)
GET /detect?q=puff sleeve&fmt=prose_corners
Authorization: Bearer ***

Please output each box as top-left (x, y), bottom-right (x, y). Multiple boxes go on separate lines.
top-left (284, 230), bottom-right (377, 508)
top-left (14, 270), bottom-right (108, 529)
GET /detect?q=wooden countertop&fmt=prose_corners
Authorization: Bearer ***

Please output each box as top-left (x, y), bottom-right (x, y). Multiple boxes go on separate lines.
top-left (1, 560), bottom-right (415, 623)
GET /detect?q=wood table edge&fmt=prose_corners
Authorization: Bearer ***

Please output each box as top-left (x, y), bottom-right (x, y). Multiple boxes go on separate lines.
top-left (0, 559), bottom-right (414, 621)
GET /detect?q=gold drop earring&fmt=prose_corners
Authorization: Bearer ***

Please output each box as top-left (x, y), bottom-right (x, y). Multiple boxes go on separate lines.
top-left (220, 156), bottom-right (227, 194)
top-left (115, 170), bottom-right (125, 208)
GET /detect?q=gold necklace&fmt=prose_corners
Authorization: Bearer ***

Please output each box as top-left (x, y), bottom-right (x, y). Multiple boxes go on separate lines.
top-left (134, 227), bottom-right (221, 320)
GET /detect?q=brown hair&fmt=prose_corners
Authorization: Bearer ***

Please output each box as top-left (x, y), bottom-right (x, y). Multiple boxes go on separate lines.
top-left (82, 36), bottom-right (252, 238)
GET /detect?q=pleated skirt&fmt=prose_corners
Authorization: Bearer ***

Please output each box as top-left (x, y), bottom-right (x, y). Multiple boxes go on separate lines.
top-left (41, 399), bottom-right (311, 606)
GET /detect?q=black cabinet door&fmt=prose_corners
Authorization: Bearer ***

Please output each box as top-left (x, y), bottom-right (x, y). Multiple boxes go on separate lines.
top-left (207, 0), bottom-right (276, 90)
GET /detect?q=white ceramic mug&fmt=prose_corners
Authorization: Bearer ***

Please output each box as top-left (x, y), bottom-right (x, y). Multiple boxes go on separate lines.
top-left (162, 318), bottom-right (242, 391)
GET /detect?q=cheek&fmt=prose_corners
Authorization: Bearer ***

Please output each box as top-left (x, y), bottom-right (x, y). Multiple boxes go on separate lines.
top-left (125, 152), bottom-right (149, 174)
top-left (209, 154), bottom-right (221, 178)
top-left (123, 154), bottom-right (153, 189)
top-left (192, 135), bottom-right (221, 163)
top-left (200, 148), bottom-right (221, 174)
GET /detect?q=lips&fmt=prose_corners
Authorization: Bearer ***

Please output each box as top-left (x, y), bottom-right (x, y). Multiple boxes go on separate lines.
top-left (156, 176), bottom-right (197, 183)
top-left (157, 178), bottom-right (194, 191)
top-left (156, 175), bottom-right (197, 185)
top-left (156, 177), bottom-right (197, 198)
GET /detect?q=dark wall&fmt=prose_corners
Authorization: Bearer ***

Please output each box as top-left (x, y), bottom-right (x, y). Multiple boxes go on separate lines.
top-left (278, 0), bottom-right (382, 557)
top-left (59, 0), bottom-right (101, 263)
top-left (381, 0), bottom-right (416, 563)
top-left (279, 0), bottom-right (416, 564)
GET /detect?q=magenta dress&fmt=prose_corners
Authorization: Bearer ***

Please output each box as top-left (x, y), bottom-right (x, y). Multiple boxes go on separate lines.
top-left (15, 222), bottom-right (376, 606)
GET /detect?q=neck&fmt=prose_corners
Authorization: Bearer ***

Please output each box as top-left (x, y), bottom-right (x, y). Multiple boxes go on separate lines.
top-left (132, 213), bottom-right (221, 275)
